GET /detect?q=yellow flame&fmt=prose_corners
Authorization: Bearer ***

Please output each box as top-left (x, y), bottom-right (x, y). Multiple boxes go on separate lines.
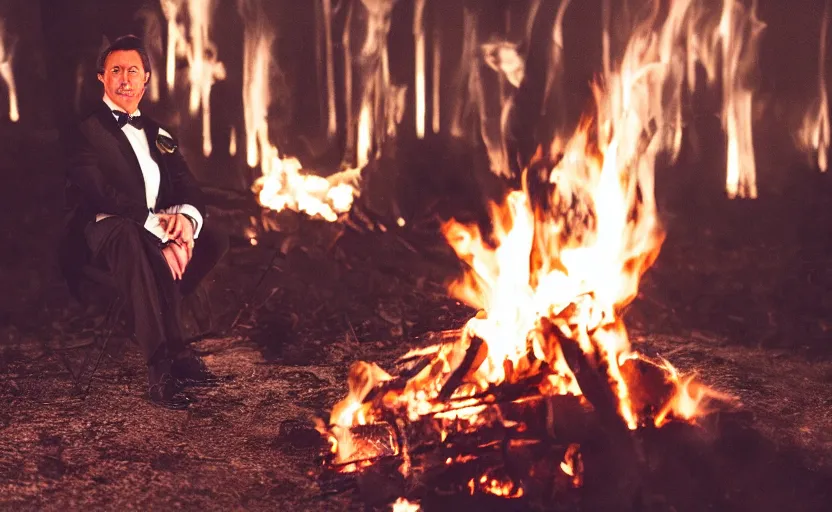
top-left (442, 0), bottom-right (736, 428)
top-left (432, 22), bottom-right (441, 134)
top-left (391, 497), bottom-right (421, 512)
top-left (137, 7), bottom-right (164, 103)
top-left (468, 471), bottom-right (524, 498)
top-left (160, 0), bottom-right (225, 157)
top-left (799, 2), bottom-right (830, 172)
top-left (718, 0), bottom-right (765, 198)
top-left (560, 443), bottom-right (584, 488)
top-left (414, 0), bottom-right (426, 139)
top-left (160, 0), bottom-right (184, 92)
top-left (357, 101), bottom-right (373, 169)
top-left (253, 149), bottom-right (360, 223)
top-left (239, 1), bottom-right (273, 169)
top-left (322, 0), bottom-right (337, 139)
top-left (325, 0), bottom-right (738, 452)
top-left (0, 20), bottom-right (19, 122)
top-left (229, 126), bottom-right (237, 157)
top-left (651, 357), bottom-right (735, 427)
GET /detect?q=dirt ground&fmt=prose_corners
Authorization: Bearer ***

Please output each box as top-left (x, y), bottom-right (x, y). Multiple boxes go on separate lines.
top-left (1, 179), bottom-right (832, 510)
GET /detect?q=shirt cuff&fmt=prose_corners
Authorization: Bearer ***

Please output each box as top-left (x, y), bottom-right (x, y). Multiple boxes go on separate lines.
top-left (160, 204), bottom-right (204, 238)
top-left (144, 212), bottom-right (170, 242)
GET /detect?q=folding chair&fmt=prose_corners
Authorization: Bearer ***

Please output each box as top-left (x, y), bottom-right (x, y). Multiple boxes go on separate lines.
top-left (60, 265), bottom-right (128, 395)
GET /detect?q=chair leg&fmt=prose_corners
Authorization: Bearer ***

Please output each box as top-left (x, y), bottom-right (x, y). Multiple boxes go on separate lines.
top-left (60, 299), bottom-right (122, 395)
top-left (81, 295), bottom-right (126, 395)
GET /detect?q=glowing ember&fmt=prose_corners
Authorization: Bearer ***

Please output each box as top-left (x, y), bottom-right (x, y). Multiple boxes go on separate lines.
top-left (391, 497), bottom-right (420, 512)
top-left (560, 443), bottom-right (584, 488)
top-left (0, 20), bottom-right (19, 122)
top-left (468, 471), bottom-right (524, 498)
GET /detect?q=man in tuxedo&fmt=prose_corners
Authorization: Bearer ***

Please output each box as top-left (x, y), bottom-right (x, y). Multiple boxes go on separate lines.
top-left (62, 35), bottom-right (227, 409)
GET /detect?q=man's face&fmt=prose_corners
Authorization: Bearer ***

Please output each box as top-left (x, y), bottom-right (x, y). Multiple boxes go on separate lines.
top-left (97, 50), bottom-right (150, 114)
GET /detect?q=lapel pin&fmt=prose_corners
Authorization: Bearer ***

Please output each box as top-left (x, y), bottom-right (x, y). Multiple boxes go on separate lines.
top-left (156, 134), bottom-right (178, 154)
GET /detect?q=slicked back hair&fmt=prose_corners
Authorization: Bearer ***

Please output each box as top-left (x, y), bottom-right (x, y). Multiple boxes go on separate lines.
top-left (96, 35), bottom-right (152, 76)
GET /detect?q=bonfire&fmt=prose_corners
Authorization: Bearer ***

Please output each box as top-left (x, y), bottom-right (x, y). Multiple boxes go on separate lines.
top-left (317, 0), bottom-right (743, 505)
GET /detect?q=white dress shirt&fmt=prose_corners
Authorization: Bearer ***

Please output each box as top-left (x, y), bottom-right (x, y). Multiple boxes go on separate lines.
top-left (98, 95), bottom-right (203, 242)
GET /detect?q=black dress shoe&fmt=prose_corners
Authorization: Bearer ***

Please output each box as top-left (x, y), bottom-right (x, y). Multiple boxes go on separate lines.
top-left (171, 352), bottom-right (220, 386)
top-left (148, 373), bottom-right (191, 409)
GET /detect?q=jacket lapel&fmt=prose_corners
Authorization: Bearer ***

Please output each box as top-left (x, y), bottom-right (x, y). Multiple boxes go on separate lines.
top-left (94, 102), bottom-right (147, 204)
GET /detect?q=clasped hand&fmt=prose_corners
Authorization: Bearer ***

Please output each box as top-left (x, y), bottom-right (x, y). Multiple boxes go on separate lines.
top-left (158, 213), bottom-right (195, 280)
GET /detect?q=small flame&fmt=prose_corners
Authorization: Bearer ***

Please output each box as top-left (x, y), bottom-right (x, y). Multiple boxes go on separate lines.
top-left (391, 497), bottom-right (421, 512)
top-left (229, 126), bottom-right (237, 157)
top-left (716, 0), bottom-right (766, 198)
top-left (414, 0), bottom-right (426, 139)
top-left (238, 0), bottom-right (273, 169)
top-left (468, 471), bottom-right (524, 498)
top-left (321, 0), bottom-right (337, 139)
top-left (356, 101), bottom-right (373, 169)
top-left (560, 443), bottom-right (584, 488)
top-left (160, 0), bottom-right (183, 92)
top-left (253, 148), bottom-right (360, 223)
top-left (651, 357), bottom-right (735, 427)
top-left (798, 1), bottom-right (830, 172)
top-left (137, 6), bottom-right (164, 103)
top-left (432, 22), bottom-right (441, 134)
top-left (239, 0), bottom-right (353, 223)
top-left (0, 20), bottom-right (19, 122)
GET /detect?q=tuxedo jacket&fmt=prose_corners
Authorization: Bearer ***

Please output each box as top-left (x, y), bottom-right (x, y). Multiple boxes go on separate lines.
top-left (60, 101), bottom-right (206, 290)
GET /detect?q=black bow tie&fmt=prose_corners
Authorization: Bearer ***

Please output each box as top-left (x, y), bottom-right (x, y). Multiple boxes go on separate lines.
top-left (112, 110), bottom-right (144, 129)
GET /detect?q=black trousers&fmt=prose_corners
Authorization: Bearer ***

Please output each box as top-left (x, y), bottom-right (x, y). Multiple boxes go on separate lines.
top-left (84, 216), bottom-right (228, 364)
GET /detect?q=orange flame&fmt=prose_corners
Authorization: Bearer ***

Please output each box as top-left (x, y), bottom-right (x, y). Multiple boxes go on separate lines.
top-left (468, 471), bottom-right (524, 498)
top-left (560, 443), bottom-right (584, 488)
top-left (326, 1), bottom-right (738, 449)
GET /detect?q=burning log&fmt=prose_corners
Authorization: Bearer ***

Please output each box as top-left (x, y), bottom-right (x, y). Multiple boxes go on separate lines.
top-left (540, 316), bottom-right (627, 430)
top-left (436, 335), bottom-right (485, 402)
